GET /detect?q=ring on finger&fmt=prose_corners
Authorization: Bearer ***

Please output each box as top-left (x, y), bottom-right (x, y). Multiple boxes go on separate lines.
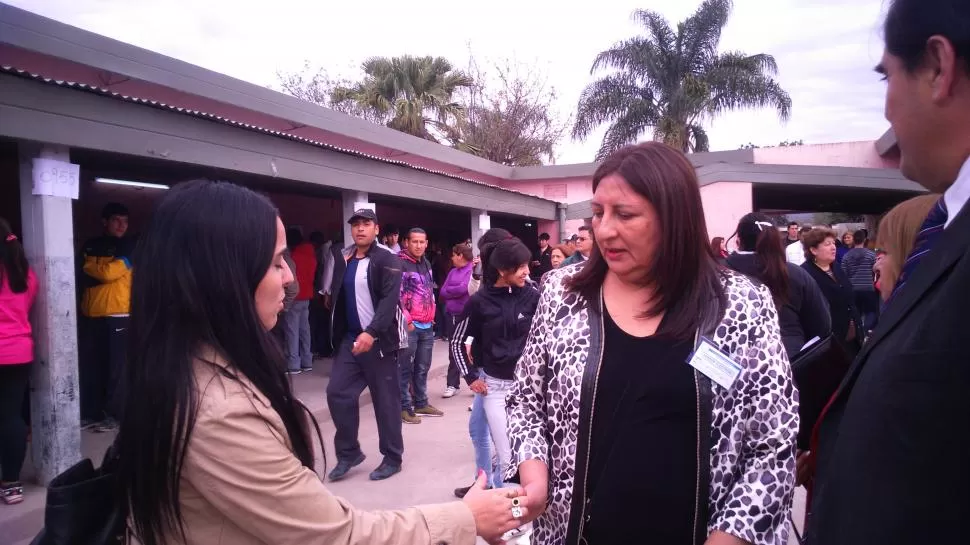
top-left (511, 506), bottom-right (523, 519)
top-left (512, 497), bottom-right (521, 507)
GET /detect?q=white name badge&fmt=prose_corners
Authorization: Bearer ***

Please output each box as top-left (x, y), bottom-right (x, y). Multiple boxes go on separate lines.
top-left (687, 338), bottom-right (743, 390)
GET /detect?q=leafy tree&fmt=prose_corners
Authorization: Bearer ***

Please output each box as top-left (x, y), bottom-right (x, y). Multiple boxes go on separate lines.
top-left (573, 0), bottom-right (792, 158)
top-left (447, 58), bottom-right (569, 165)
top-left (276, 62), bottom-right (386, 124)
top-left (739, 139), bottom-right (804, 149)
top-left (330, 55), bottom-right (474, 141)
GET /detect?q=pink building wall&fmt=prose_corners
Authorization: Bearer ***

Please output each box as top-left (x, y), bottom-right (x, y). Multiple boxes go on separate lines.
top-left (700, 182), bottom-right (753, 244)
top-left (753, 141), bottom-right (900, 169)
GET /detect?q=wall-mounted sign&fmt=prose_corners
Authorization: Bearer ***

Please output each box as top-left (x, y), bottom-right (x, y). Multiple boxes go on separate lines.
top-left (31, 158), bottom-right (80, 199)
top-left (478, 212), bottom-right (491, 231)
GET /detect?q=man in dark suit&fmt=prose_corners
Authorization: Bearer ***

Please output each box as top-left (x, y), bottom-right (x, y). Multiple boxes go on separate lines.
top-left (807, 1), bottom-right (970, 544)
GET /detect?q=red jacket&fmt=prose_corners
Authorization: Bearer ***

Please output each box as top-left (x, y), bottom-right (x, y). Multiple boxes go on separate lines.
top-left (290, 243), bottom-right (316, 301)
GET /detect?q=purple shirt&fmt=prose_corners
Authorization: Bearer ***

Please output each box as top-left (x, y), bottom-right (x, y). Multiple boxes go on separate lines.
top-left (440, 262), bottom-right (473, 315)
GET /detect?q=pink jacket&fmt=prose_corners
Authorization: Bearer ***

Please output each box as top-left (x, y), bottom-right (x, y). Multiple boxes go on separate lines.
top-left (0, 268), bottom-right (38, 365)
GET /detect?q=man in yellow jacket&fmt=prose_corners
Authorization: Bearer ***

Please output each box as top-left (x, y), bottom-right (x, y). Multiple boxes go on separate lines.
top-left (78, 202), bottom-right (132, 432)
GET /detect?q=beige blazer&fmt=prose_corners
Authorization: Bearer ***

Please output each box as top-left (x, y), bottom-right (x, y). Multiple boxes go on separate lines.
top-left (132, 352), bottom-right (476, 545)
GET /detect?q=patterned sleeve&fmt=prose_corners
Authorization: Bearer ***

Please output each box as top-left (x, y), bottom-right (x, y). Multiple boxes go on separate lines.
top-left (710, 282), bottom-right (798, 544)
top-left (505, 276), bottom-right (557, 479)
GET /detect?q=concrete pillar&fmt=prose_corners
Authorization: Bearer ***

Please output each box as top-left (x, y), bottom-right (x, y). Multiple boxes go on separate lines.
top-left (341, 190), bottom-right (369, 246)
top-left (18, 142), bottom-right (82, 484)
top-left (470, 209), bottom-right (489, 256)
top-left (557, 203), bottom-right (568, 244)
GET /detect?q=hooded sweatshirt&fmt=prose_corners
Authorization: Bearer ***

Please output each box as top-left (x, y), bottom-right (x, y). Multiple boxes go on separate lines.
top-left (398, 251), bottom-right (436, 326)
top-left (440, 262), bottom-right (473, 315)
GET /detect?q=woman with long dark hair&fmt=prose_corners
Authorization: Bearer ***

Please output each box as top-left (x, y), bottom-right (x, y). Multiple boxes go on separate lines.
top-left (118, 180), bottom-right (527, 545)
top-left (0, 218), bottom-right (38, 505)
top-left (725, 213), bottom-right (831, 358)
top-left (507, 143), bottom-right (797, 545)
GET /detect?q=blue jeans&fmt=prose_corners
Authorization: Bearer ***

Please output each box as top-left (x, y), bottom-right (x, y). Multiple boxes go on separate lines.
top-left (470, 373), bottom-right (501, 488)
top-left (283, 300), bottom-right (312, 371)
top-left (399, 327), bottom-right (435, 411)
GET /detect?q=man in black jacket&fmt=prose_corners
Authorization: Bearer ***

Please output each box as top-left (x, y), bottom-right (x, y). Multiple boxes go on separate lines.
top-left (326, 209), bottom-right (407, 482)
top-left (807, 1), bottom-right (970, 543)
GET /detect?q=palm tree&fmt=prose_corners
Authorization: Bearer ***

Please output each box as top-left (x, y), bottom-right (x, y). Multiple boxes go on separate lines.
top-left (573, 0), bottom-right (792, 158)
top-left (331, 55), bottom-right (474, 141)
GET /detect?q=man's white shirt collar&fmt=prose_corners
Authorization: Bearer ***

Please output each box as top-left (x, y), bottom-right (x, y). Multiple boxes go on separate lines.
top-left (943, 155), bottom-right (970, 229)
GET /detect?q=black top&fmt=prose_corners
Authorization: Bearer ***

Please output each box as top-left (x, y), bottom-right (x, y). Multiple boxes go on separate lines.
top-left (450, 284), bottom-right (540, 383)
top-left (801, 261), bottom-right (863, 348)
top-left (583, 308), bottom-right (697, 544)
top-left (329, 243), bottom-right (405, 351)
top-left (726, 253), bottom-right (832, 358)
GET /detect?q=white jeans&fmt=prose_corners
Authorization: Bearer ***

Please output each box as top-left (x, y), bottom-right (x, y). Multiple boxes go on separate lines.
top-left (481, 373), bottom-right (514, 486)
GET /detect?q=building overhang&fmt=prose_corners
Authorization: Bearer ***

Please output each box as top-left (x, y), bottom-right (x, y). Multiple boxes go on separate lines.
top-left (0, 71), bottom-right (559, 220)
top-left (875, 128), bottom-right (897, 156)
top-left (564, 162), bottom-right (923, 220)
top-left (0, 4), bottom-right (761, 184)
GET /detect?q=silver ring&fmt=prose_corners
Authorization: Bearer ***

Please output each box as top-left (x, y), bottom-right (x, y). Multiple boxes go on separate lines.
top-left (511, 506), bottom-right (523, 519)
top-left (512, 497), bottom-right (521, 507)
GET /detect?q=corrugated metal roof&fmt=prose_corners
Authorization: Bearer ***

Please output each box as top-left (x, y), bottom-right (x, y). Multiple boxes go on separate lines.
top-left (0, 64), bottom-right (555, 203)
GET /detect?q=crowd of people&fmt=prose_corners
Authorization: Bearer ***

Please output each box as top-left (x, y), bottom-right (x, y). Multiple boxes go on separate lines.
top-left (1, 0), bottom-right (968, 543)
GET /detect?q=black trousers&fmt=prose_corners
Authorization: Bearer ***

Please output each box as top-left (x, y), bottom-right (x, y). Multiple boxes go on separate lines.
top-left (326, 338), bottom-right (403, 466)
top-left (444, 313), bottom-right (461, 389)
top-left (0, 363), bottom-right (31, 482)
top-left (79, 316), bottom-right (128, 421)
top-left (309, 299), bottom-right (333, 357)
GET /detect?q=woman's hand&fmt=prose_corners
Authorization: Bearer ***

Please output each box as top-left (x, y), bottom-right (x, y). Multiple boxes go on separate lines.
top-left (470, 379), bottom-right (488, 395)
top-left (517, 459), bottom-right (549, 523)
top-left (463, 471), bottom-right (529, 543)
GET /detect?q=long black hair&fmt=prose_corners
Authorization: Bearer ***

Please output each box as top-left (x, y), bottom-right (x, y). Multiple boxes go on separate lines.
top-left (118, 180), bottom-right (317, 545)
top-left (0, 217), bottom-right (29, 293)
top-left (733, 213), bottom-right (790, 305)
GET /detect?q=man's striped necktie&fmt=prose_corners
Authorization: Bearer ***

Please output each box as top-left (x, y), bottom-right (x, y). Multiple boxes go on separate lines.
top-left (886, 196), bottom-right (948, 305)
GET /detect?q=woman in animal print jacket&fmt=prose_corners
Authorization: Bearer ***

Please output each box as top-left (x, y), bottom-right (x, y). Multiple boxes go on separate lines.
top-left (506, 143), bottom-right (798, 545)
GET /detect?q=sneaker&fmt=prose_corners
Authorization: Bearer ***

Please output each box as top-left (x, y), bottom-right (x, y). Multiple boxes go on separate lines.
top-left (327, 453), bottom-right (366, 482)
top-left (402, 410), bottom-right (422, 425)
top-left (301, 365), bottom-right (313, 372)
top-left (442, 386), bottom-right (458, 398)
top-left (369, 461), bottom-right (401, 481)
top-left (285, 369), bottom-right (302, 375)
top-left (0, 482), bottom-right (24, 505)
top-left (94, 418), bottom-right (119, 433)
top-left (81, 419), bottom-right (99, 431)
top-left (415, 405), bottom-right (444, 417)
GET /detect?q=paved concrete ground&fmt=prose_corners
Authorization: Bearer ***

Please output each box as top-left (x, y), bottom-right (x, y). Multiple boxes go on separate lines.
top-left (1, 342), bottom-right (805, 544)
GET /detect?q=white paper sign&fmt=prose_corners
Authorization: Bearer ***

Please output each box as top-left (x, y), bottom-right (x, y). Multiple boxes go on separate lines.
top-left (478, 212), bottom-right (491, 230)
top-left (31, 158), bottom-right (80, 199)
top-left (353, 201), bottom-right (376, 213)
top-left (687, 338), bottom-right (743, 390)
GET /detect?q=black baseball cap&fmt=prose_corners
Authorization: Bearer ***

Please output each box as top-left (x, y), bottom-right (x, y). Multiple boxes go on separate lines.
top-left (348, 209), bottom-right (378, 224)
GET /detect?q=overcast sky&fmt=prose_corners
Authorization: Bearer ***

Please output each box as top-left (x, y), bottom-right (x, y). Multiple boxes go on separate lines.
top-left (8, 0), bottom-right (892, 165)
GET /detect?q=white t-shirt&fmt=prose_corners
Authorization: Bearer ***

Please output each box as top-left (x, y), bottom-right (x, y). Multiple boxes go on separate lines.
top-left (786, 240), bottom-right (806, 266)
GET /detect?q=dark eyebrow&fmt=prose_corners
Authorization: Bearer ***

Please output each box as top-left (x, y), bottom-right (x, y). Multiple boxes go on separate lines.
top-left (874, 63), bottom-right (886, 75)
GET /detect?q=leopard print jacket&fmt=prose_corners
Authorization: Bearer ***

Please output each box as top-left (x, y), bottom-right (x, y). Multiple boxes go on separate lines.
top-left (507, 265), bottom-right (798, 545)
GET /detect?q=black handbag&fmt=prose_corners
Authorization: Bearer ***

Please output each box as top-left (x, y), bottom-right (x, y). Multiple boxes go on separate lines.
top-left (31, 438), bottom-right (127, 545)
top-left (789, 334), bottom-right (852, 450)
